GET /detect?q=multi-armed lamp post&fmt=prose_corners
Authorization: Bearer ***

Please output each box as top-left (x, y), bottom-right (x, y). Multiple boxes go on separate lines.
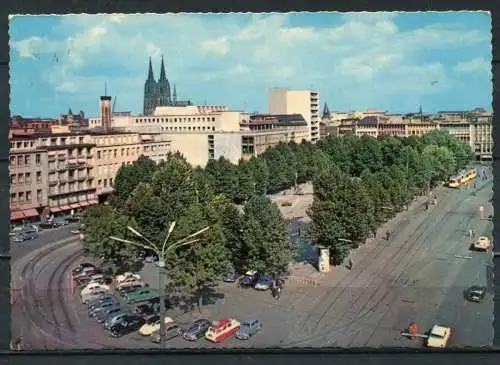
top-left (110, 222), bottom-right (210, 349)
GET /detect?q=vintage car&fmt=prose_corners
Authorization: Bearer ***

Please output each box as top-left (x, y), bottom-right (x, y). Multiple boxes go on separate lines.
top-left (138, 315), bottom-right (174, 336)
top-left (465, 285), bottom-right (487, 302)
top-left (238, 270), bottom-right (259, 288)
top-left (115, 272), bottom-right (142, 285)
top-left (181, 319), bottom-right (212, 341)
top-left (235, 318), bottom-right (262, 340)
top-left (205, 318), bottom-right (241, 343)
top-left (124, 288), bottom-right (159, 304)
top-left (81, 282), bottom-right (111, 297)
top-left (473, 236), bottom-right (491, 251)
top-left (426, 325), bottom-right (451, 348)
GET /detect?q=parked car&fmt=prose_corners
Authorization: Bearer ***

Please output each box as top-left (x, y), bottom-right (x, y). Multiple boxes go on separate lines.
top-left (117, 280), bottom-right (146, 292)
top-left (38, 222), bottom-right (57, 229)
top-left (115, 272), bottom-right (141, 285)
top-left (88, 294), bottom-right (118, 311)
top-left (239, 270), bottom-right (259, 288)
top-left (181, 319), bottom-right (212, 341)
top-left (105, 313), bottom-right (142, 331)
top-left (104, 311), bottom-right (133, 330)
top-left (466, 285), bottom-right (487, 302)
top-left (151, 324), bottom-right (181, 343)
top-left (95, 305), bottom-right (123, 324)
top-left (81, 289), bottom-right (110, 305)
top-left (125, 288), bottom-right (159, 304)
top-left (138, 315), bottom-right (174, 336)
top-left (108, 316), bottom-right (145, 338)
top-left (119, 282), bottom-right (148, 298)
top-left (472, 236), bottom-right (491, 251)
top-left (81, 282), bottom-right (111, 297)
top-left (235, 318), bottom-right (262, 340)
top-left (134, 303), bottom-right (158, 317)
top-left (89, 300), bottom-right (119, 318)
top-left (254, 275), bottom-right (273, 291)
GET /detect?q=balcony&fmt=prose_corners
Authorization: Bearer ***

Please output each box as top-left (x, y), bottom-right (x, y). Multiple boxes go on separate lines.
top-left (57, 155), bottom-right (66, 161)
top-left (48, 180), bottom-right (58, 186)
top-left (68, 177), bottom-right (77, 183)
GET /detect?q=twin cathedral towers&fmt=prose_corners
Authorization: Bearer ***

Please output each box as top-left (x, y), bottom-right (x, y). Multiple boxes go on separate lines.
top-left (143, 56), bottom-right (191, 116)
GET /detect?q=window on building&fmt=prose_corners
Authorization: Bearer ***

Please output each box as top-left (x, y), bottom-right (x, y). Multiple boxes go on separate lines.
top-left (98, 179), bottom-right (102, 187)
top-left (26, 191), bottom-right (32, 202)
top-left (35, 154), bottom-right (41, 165)
top-left (17, 156), bottom-right (23, 166)
top-left (113, 149), bottom-right (117, 158)
top-left (36, 171), bottom-right (42, 183)
top-left (37, 189), bottom-right (42, 202)
top-left (10, 174), bottom-right (16, 185)
top-left (10, 156), bottom-right (15, 167)
top-left (18, 174), bottom-right (24, 185)
top-left (10, 193), bottom-right (16, 204)
top-left (25, 172), bottom-right (31, 184)
top-left (18, 192), bottom-right (25, 202)
top-left (25, 155), bottom-right (31, 165)
top-left (97, 151), bottom-right (101, 159)
top-left (103, 179), bottom-right (108, 187)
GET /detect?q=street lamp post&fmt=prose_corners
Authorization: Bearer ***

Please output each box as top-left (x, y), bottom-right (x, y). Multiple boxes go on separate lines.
top-left (110, 222), bottom-right (210, 349)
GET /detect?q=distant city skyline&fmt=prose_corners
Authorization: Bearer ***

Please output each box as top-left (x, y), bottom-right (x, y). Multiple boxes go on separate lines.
top-left (10, 12), bottom-right (492, 118)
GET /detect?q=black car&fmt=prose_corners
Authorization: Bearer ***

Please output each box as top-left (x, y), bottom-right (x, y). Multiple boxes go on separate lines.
top-left (134, 303), bottom-right (158, 316)
top-left (181, 319), bottom-right (212, 341)
top-left (108, 316), bottom-right (145, 338)
top-left (466, 285), bottom-right (487, 302)
top-left (119, 284), bottom-right (146, 298)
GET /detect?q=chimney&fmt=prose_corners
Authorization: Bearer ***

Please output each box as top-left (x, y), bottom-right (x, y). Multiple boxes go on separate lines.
top-left (100, 96), bottom-right (112, 132)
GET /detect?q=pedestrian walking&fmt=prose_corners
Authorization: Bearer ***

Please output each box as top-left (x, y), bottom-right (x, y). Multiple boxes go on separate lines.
top-left (348, 258), bottom-right (353, 270)
top-left (408, 322), bottom-right (418, 339)
top-left (386, 231), bottom-right (391, 241)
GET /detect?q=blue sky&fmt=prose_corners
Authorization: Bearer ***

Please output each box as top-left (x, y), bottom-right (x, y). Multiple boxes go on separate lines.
top-left (10, 12), bottom-right (492, 118)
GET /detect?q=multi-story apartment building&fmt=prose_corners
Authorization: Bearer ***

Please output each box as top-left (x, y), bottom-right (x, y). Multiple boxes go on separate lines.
top-left (355, 116), bottom-right (379, 138)
top-left (470, 111), bottom-right (493, 160)
top-left (93, 132), bottom-right (171, 195)
top-left (268, 88), bottom-right (320, 142)
top-left (378, 115), bottom-right (406, 137)
top-left (405, 120), bottom-right (438, 136)
top-left (43, 132), bottom-right (98, 217)
top-left (9, 137), bottom-right (49, 222)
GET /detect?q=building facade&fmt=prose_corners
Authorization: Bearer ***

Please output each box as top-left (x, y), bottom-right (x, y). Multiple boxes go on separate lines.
top-left (268, 88), bottom-right (320, 143)
top-left (9, 137), bottom-right (49, 222)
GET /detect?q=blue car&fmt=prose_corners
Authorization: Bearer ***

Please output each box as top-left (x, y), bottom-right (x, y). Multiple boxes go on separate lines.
top-left (14, 231), bottom-right (39, 243)
top-left (254, 275), bottom-right (273, 291)
top-left (235, 319), bottom-right (262, 340)
top-left (239, 270), bottom-right (259, 288)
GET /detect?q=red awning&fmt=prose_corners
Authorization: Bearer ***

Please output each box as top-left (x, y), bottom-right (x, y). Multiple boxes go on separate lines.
top-left (22, 208), bottom-right (39, 218)
top-left (88, 200), bottom-right (99, 205)
top-left (48, 152), bottom-right (57, 156)
top-left (77, 159), bottom-right (86, 163)
top-left (49, 206), bottom-right (61, 213)
top-left (79, 201), bottom-right (90, 207)
top-left (68, 160), bottom-right (78, 164)
top-left (69, 203), bottom-right (81, 209)
top-left (10, 211), bottom-right (24, 221)
top-left (59, 205), bottom-right (72, 211)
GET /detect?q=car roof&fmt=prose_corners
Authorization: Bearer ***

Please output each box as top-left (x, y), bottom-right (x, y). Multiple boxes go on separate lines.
top-left (245, 270), bottom-right (258, 276)
top-left (469, 285), bottom-right (486, 291)
top-left (431, 325), bottom-right (450, 337)
top-left (243, 318), bottom-right (259, 324)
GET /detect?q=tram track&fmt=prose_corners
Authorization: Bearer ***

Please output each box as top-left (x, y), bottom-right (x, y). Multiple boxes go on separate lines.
top-left (279, 183), bottom-right (489, 347)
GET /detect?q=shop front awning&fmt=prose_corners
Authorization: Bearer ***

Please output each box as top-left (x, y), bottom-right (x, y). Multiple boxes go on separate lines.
top-left (59, 205), bottom-right (72, 211)
top-left (22, 208), bottom-right (39, 219)
top-left (49, 206), bottom-right (62, 213)
top-left (79, 201), bottom-right (90, 207)
top-left (69, 203), bottom-right (81, 209)
top-left (10, 211), bottom-right (24, 221)
top-left (77, 159), bottom-right (86, 163)
top-left (88, 200), bottom-right (99, 205)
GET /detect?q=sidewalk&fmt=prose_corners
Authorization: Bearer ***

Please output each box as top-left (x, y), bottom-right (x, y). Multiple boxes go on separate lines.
top-left (287, 185), bottom-right (452, 288)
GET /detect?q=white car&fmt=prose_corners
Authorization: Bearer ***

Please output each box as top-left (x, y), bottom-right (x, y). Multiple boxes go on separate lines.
top-left (426, 325), bottom-right (451, 348)
top-left (81, 282), bottom-right (111, 297)
top-left (81, 289), bottom-right (110, 304)
top-left (115, 272), bottom-right (141, 284)
top-left (473, 236), bottom-right (491, 251)
top-left (138, 315), bottom-right (173, 336)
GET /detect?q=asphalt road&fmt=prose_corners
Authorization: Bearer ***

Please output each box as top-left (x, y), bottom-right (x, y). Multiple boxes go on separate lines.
top-left (12, 176), bottom-right (494, 349)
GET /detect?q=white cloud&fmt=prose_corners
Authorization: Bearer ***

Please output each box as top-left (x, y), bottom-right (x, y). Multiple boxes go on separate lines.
top-left (10, 12), bottom-right (491, 113)
top-left (200, 37), bottom-right (230, 55)
top-left (453, 58), bottom-right (491, 73)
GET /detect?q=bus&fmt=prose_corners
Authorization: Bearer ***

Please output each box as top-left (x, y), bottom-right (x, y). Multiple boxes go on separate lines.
top-left (448, 175), bottom-right (462, 188)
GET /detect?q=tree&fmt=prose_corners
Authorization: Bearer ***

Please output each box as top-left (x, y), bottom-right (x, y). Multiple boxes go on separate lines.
top-left (204, 157), bottom-right (238, 200)
top-left (238, 195), bottom-right (295, 275)
top-left (164, 203), bottom-right (229, 311)
top-left (112, 155), bottom-right (156, 206)
top-left (81, 206), bottom-right (138, 271)
top-left (234, 159), bottom-right (257, 203)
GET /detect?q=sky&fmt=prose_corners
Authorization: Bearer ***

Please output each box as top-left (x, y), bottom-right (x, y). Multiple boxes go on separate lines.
top-left (9, 12), bottom-right (492, 118)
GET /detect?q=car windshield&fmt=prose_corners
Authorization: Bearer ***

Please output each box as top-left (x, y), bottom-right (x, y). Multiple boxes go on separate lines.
top-left (430, 333), bottom-right (444, 339)
top-left (243, 321), bottom-right (253, 327)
